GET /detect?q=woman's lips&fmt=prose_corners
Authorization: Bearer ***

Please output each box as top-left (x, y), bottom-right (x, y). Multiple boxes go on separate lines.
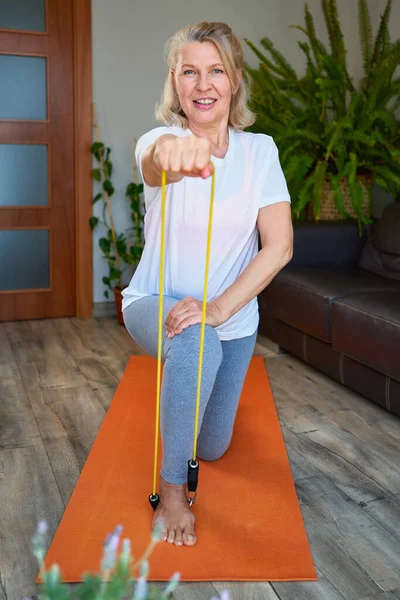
top-left (193, 99), bottom-right (217, 110)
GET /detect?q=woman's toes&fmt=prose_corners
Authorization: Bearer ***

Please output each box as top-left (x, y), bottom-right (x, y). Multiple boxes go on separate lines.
top-left (167, 527), bottom-right (176, 544)
top-left (161, 529), bottom-right (168, 542)
top-left (174, 528), bottom-right (183, 546)
top-left (183, 530), bottom-right (196, 546)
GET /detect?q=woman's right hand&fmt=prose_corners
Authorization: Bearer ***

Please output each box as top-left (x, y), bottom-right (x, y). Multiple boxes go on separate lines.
top-left (153, 134), bottom-right (213, 179)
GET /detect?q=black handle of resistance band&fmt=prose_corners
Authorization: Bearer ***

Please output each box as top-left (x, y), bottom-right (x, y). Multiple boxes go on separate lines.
top-left (148, 460), bottom-right (199, 512)
top-left (187, 459), bottom-right (199, 492)
top-left (149, 494), bottom-right (160, 510)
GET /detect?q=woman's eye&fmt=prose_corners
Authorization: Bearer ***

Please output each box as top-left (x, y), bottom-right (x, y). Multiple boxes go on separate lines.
top-left (184, 69), bottom-right (195, 75)
top-left (213, 68), bottom-right (223, 74)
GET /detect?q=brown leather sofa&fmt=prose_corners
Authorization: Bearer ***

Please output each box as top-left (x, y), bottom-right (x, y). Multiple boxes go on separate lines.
top-left (258, 201), bottom-right (400, 417)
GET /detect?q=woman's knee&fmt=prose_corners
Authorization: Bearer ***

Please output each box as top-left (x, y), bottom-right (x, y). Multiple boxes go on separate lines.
top-left (167, 323), bottom-right (223, 366)
top-left (197, 443), bottom-right (229, 462)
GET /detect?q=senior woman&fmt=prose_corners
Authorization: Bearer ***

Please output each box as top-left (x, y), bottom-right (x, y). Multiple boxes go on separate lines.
top-left (122, 21), bottom-right (293, 548)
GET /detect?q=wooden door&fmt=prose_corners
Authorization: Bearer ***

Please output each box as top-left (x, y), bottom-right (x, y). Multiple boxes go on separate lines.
top-left (0, 0), bottom-right (92, 321)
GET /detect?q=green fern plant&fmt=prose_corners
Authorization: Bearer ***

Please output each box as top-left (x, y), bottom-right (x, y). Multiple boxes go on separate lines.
top-left (245, 0), bottom-right (400, 229)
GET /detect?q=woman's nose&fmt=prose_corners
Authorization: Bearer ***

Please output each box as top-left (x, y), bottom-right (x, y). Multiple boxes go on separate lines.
top-left (196, 73), bottom-right (212, 91)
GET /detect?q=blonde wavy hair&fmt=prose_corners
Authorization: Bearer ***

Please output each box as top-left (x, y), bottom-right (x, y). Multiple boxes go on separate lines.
top-left (155, 21), bottom-right (255, 131)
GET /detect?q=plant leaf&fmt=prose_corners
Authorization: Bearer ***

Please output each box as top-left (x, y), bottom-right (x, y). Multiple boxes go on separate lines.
top-left (89, 216), bottom-right (99, 230)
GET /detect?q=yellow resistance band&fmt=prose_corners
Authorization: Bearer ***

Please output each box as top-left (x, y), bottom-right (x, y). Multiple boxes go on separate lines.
top-left (151, 166), bottom-right (216, 501)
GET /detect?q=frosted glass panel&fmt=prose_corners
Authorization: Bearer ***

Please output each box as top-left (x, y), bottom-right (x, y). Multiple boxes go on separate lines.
top-left (0, 0), bottom-right (45, 32)
top-left (0, 144), bottom-right (48, 206)
top-left (0, 230), bottom-right (50, 290)
top-left (0, 55), bottom-right (47, 120)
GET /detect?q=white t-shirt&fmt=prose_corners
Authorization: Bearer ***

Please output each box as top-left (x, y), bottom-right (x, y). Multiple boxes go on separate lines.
top-left (121, 125), bottom-right (291, 340)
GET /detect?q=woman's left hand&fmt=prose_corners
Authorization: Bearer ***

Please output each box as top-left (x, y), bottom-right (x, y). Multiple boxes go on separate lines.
top-left (165, 297), bottom-right (226, 338)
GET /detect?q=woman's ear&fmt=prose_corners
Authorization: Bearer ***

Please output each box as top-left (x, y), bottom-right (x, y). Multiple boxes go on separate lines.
top-left (171, 69), bottom-right (176, 92)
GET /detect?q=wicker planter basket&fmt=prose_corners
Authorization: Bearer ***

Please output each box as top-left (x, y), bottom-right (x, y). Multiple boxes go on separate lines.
top-left (306, 175), bottom-right (373, 220)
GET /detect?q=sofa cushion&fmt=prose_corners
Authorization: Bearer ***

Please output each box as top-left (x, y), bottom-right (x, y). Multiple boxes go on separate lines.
top-left (332, 290), bottom-right (400, 381)
top-left (359, 201), bottom-right (400, 280)
top-left (260, 267), bottom-right (400, 343)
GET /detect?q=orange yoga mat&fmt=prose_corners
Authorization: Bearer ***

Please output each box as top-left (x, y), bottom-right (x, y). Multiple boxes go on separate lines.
top-left (36, 355), bottom-right (317, 583)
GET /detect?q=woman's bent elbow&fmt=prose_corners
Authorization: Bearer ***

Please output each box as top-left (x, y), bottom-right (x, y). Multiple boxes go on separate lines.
top-left (280, 245), bottom-right (293, 267)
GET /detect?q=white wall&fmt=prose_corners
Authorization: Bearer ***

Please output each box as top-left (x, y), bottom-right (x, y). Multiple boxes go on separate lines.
top-left (91, 0), bottom-right (398, 304)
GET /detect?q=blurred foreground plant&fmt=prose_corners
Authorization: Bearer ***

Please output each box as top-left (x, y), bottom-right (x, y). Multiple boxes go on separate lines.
top-left (29, 519), bottom-right (230, 600)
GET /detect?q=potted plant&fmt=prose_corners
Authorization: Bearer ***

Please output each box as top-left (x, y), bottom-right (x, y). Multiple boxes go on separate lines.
top-left (89, 138), bottom-right (125, 323)
top-left (245, 0), bottom-right (400, 232)
top-left (116, 139), bottom-right (145, 322)
top-left (113, 174), bottom-right (145, 324)
top-left (90, 115), bottom-right (145, 324)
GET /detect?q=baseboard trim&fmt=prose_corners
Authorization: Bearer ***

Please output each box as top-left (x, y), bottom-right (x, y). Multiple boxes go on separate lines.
top-left (92, 301), bottom-right (117, 318)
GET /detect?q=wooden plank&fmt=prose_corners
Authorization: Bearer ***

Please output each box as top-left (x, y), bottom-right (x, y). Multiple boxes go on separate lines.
top-left (6, 320), bottom-right (87, 389)
top-left (296, 476), bottom-right (400, 591)
top-left (271, 568), bottom-right (347, 600)
top-left (0, 445), bottom-right (65, 600)
top-left (267, 354), bottom-right (398, 430)
top-left (0, 323), bottom-right (14, 364)
top-left (0, 577), bottom-right (7, 600)
top-left (281, 423), bottom-right (391, 507)
top-left (212, 581), bottom-right (281, 599)
top-left (96, 317), bottom-right (147, 356)
top-left (286, 444), bottom-right (321, 481)
top-left (325, 409), bottom-right (400, 476)
top-left (0, 362), bottom-right (42, 449)
top-left (305, 424), bottom-right (400, 494)
top-left (266, 355), bottom-right (351, 417)
top-left (6, 320), bottom-right (73, 364)
top-left (53, 318), bottom-right (130, 389)
top-left (95, 386), bottom-right (118, 411)
top-left (298, 506), bottom-right (379, 598)
top-left (5, 321), bottom-right (47, 364)
top-left (52, 317), bottom-right (126, 360)
top-left (358, 593), bottom-right (398, 600)
top-left (17, 354), bottom-right (86, 391)
top-left (172, 582), bottom-right (220, 599)
top-left (362, 496), bottom-right (400, 550)
top-left (20, 379), bottom-right (106, 504)
top-left (75, 355), bottom-right (128, 390)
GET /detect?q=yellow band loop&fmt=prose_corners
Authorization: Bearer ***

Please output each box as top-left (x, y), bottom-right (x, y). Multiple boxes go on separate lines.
top-left (192, 165), bottom-right (215, 460)
top-left (152, 166), bottom-right (215, 496)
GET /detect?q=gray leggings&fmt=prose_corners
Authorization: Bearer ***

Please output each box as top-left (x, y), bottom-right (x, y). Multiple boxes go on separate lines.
top-left (123, 295), bottom-right (257, 485)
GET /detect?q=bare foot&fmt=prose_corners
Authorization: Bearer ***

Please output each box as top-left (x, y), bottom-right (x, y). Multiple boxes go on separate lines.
top-left (152, 475), bottom-right (197, 547)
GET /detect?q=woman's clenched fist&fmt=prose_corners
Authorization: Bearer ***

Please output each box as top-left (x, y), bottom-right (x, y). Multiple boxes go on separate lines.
top-left (153, 134), bottom-right (213, 179)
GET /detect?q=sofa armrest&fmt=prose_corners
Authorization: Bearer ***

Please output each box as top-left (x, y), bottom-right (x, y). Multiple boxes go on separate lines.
top-left (287, 221), bottom-right (370, 269)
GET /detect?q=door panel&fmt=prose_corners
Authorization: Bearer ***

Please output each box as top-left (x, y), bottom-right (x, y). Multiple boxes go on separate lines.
top-left (0, 143), bottom-right (49, 207)
top-left (0, 229), bottom-right (50, 290)
top-left (0, 0), bottom-right (46, 33)
top-left (0, 0), bottom-right (75, 321)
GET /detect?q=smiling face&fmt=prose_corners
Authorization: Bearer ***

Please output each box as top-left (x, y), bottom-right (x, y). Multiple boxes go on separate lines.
top-left (172, 41), bottom-right (235, 129)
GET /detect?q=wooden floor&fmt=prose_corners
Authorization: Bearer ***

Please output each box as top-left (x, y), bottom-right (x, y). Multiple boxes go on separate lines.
top-left (1, 317), bottom-right (400, 600)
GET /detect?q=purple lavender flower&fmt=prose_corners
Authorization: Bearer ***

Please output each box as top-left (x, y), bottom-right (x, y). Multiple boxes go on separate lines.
top-left (210, 590), bottom-right (230, 600)
top-left (38, 521), bottom-right (48, 535)
top-left (101, 525), bottom-right (123, 571)
top-left (31, 520), bottom-right (49, 564)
